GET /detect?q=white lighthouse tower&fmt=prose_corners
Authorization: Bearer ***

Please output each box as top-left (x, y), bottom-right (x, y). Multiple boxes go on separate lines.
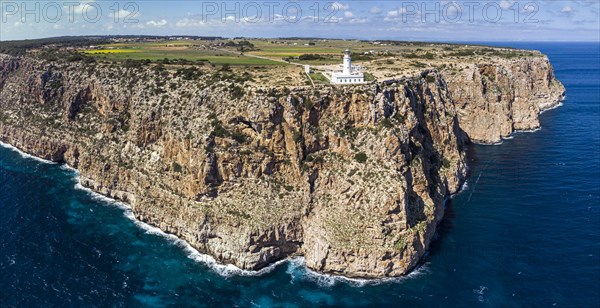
top-left (331, 49), bottom-right (365, 85)
top-left (343, 49), bottom-right (352, 75)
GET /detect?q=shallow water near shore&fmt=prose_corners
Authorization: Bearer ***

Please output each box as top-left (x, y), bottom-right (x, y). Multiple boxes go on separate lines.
top-left (1, 42), bottom-right (599, 306)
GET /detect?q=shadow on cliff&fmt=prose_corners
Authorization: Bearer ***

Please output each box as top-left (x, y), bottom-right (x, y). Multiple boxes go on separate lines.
top-left (425, 142), bottom-right (478, 260)
top-left (405, 72), bottom-right (481, 262)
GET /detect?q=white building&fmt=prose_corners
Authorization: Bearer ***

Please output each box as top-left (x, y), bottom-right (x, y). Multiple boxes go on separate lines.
top-left (331, 49), bottom-right (365, 85)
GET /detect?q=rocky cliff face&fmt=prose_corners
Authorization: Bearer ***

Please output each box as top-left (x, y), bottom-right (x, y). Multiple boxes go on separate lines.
top-left (447, 57), bottom-right (565, 143)
top-left (0, 53), bottom-right (564, 278)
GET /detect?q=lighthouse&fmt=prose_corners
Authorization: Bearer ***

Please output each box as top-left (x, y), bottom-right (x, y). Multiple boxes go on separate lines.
top-left (330, 49), bottom-right (365, 85)
top-left (343, 49), bottom-right (352, 75)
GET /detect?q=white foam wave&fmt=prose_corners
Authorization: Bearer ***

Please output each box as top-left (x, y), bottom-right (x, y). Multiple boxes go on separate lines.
top-left (75, 183), bottom-right (131, 211)
top-left (515, 127), bottom-right (542, 134)
top-left (0, 141), bottom-right (56, 165)
top-left (59, 163), bottom-right (78, 173)
top-left (71, 178), bottom-right (285, 278)
top-left (285, 257), bottom-right (428, 288)
top-left (478, 100), bottom-right (563, 146)
top-left (499, 127), bottom-right (541, 142)
top-left (122, 213), bottom-right (288, 278)
top-left (486, 140), bottom-right (504, 146)
top-left (451, 180), bottom-right (469, 198)
top-left (462, 180), bottom-right (469, 191)
top-left (540, 100), bottom-right (564, 115)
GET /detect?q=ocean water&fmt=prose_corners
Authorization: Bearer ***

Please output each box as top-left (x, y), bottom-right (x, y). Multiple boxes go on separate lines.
top-left (1, 42), bottom-right (599, 307)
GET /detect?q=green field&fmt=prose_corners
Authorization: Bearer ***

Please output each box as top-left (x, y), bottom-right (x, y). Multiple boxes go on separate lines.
top-left (239, 40), bottom-right (394, 65)
top-left (85, 49), bottom-right (141, 54)
top-left (83, 42), bottom-right (285, 65)
top-left (249, 41), bottom-right (341, 54)
top-left (242, 40), bottom-right (344, 64)
top-left (80, 39), bottom-right (415, 66)
top-left (309, 73), bottom-right (330, 84)
top-left (90, 52), bottom-right (283, 65)
top-left (80, 39), bottom-right (483, 67)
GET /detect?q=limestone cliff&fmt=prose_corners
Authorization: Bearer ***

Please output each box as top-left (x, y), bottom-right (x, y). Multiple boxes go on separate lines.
top-left (447, 57), bottom-right (565, 143)
top-left (0, 53), bottom-right (564, 278)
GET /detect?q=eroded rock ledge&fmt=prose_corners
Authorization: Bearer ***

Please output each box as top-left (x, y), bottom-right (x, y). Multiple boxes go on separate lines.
top-left (0, 54), bottom-right (564, 278)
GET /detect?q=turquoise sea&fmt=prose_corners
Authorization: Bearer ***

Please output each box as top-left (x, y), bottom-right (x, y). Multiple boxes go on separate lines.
top-left (1, 42), bottom-right (599, 306)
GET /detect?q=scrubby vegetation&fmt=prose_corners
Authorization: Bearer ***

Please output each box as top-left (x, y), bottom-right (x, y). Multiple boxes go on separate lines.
top-left (354, 152), bottom-right (368, 163)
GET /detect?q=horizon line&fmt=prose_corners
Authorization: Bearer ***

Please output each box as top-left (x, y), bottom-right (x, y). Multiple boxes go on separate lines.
top-left (1, 34), bottom-right (600, 43)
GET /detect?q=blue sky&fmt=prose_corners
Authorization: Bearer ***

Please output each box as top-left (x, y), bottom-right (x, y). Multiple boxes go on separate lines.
top-left (1, 1), bottom-right (599, 41)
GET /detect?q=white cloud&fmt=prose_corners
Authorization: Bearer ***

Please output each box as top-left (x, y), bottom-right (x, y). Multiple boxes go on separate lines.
top-left (387, 10), bottom-right (399, 18)
top-left (67, 0), bottom-right (97, 15)
top-left (447, 7), bottom-right (460, 16)
top-left (114, 9), bottom-right (140, 19)
top-left (384, 8), bottom-right (410, 21)
top-left (325, 16), bottom-right (342, 23)
top-left (344, 11), bottom-right (354, 18)
top-left (561, 6), bottom-right (573, 13)
top-left (370, 6), bottom-right (381, 14)
top-left (443, 1), bottom-right (462, 15)
top-left (521, 3), bottom-right (535, 13)
top-left (331, 2), bottom-right (349, 11)
top-left (499, 0), bottom-right (515, 10)
top-left (348, 17), bottom-right (368, 24)
top-left (146, 19), bottom-right (167, 27)
top-left (175, 18), bottom-right (205, 27)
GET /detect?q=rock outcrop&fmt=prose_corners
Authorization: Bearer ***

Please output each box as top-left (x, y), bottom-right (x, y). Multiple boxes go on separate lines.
top-left (0, 52), bottom-right (564, 278)
top-left (447, 58), bottom-right (565, 143)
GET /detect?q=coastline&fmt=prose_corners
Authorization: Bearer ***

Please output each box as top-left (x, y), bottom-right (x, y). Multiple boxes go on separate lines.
top-left (476, 97), bottom-right (566, 146)
top-left (0, 139), bottom-right (435, 285)
top-left (0, 140), bottom-right (428, 285)
top-left (0, 91), bottom-right (565, 282)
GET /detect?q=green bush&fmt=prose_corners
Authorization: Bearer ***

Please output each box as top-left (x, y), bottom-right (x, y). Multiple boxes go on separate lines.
top-left (212, 121), bottom-right (229, 138)
top-left (363, 72), bottom-right (375, 81)
top-left (172, 162), bottom-right (183, 173)
top-left (394, 112), bottom-right (406, 123)
top-left (423, 52), bottom-right (435, 59)
top-left (354, 152), bottom-right (368, 163)
top-left (381, 118), bottom-right (393, 128)
top-left (299, 54), bottom-right (323, 60)
top-left (293, 130), bottom-right (303, 142)
top-left (229, 85), bottom-right (244, 99)
top-left (231, 130), bottom-right (247, 143)
top-left (442, 158), bottom-right (451, 169)
top-left (412, 61), bottom-right (427, 68)
top-left (303, 97), bottom-right (314, 110)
